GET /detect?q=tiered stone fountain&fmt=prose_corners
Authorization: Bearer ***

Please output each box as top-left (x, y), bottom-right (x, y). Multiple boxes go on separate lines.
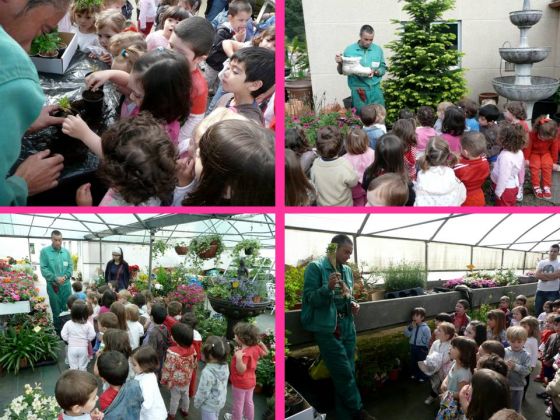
top-left (492, 0), bottom-right (559, 124)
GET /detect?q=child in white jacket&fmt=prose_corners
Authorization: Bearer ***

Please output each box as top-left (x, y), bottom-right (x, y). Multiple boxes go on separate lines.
top-left (414, 136), bottom-right (466, 206)
top-left (418, 322), bottom-right (456, 405)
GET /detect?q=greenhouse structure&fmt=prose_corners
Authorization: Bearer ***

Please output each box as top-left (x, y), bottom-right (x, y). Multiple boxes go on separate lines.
top-left (0, 213), bottom-right (276, 420)
top-left (285, 213), bottom-right (555, 420)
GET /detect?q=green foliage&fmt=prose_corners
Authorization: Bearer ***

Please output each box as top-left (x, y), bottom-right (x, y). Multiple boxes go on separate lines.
top-left (256, 353), bottom-right (275, 388)
top-left (31, 31), bottom-right (63, 55)
top-left (284, 109), bottom-right (362, 146)
top-left (469, 303), bottom-right (492, 322)
top-left (207, 284), bottom-right (230, 299)
top-left (74, 0), bottom-right (103, 9)
top-left (494, 269), bottom-right (518, 286)
top-left (285, 266), bottom-right (305, 310)
top-left (285, 0), bottom-right (306, 42)
top-left (0, 326), bottom-right (60, 374)
top-left (189, 235), bottom-right (225, 268)
top-left (382, 262), bottom-right (426, 292)
top-left (57, 96), bottom-right (72, 114)
top-left (152, 240), bottom-right (169, 260)
top-left (382, 0), bottom-right (467, 124)
top-left (196, 306), bottom-right (227, 340)
top-left (285, 36), bottom-right (309, 80)
top-left (232, 239), bottom-right (261, 257)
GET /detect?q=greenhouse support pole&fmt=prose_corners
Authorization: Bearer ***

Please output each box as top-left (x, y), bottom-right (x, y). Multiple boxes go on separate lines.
top-left (99, 239), bottom-right (102, 274)
top-left (424, 241), bottom-right (428, 279)
top-left (523, 252), bottom-right (527, 273)
top-left (501, 250), bottom-right (504, 268)
top-left (352, 235), bottom-right (358, 265)
top-left (470, 246), bottom-right (474, 266)
top-left (148, 230), bottom-right (155, 292)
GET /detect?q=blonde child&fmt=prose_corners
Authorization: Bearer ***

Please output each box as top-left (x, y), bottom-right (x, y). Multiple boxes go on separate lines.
top-left (131, 346), bottom-right (167, 420)
top-left (487, 309), bottom-right (509, 347)
top-left (310, 125), bottom-right (359, 206)
top-left (372, 104), bottom-right (387, 134)
top-left (418, 322), bottom-right (456, 405)
top-left (228, 322), bottom-right (268, 420)
top-left (110, 301), bottom-right (129, 331)
top-left (146, 6), bottom-right (190, 50)
top-left (437, 336), bottom-right (477, 419)
top-left (92, 9), bottom-right (126, 63)
top-left (194, 336), bottom-right (231, 420)
top-left (71, 0), bottom-right (102, 53)
top-left (392, 118), bottom-right (418, 180)
top-left (504, 326), bottom-right (532, 412)
top-left (343, 127), bottom-right (375, 206)
top-left (108, 32), bottom-right (147, 72)
top-left (519, 316), bottom-right (539, 398)
top-left (491, 122), bottom-right (526, 206)
top-left (126, 304), bottom-right (145, 350)
top-left (161, 322), bottom-right (198, 419)
top-left (524, 116), bottom-right (559, 200)
top-left (434, 101), bottom-right (453, 134)
top-left (61, 300), bottom-right (96, 370)
top-left (510, 306), bottom-right (528, 327)
top-left (414, 136), bottom-right (466, 206)
top-left (366, 173), bottom-right (409, 206)
top-left (453, 131), bottom-right (489, 206)
top-left (415, 105), bottom-right (437, 158)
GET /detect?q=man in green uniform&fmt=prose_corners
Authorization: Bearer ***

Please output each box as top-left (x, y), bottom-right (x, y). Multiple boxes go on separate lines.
top-left (301, 235), bottom-right (373, 420)
top-left (40, 230), bottom-right (72, 333)
top-left (335, 25), bottom-right (386, 112)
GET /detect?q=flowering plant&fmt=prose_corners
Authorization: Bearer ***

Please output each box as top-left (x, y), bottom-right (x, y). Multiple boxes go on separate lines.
top-left (0, 383), bottom-right (60, 420)
top-left (167, 282), bottom-right (206, 310)
top-left (443, 276), bottom-right (498, 289)
top-left (206, 276), bottom-right (267, 307)
top-left (284, 108), bottom-right (363, 146)
top-left (256, 329), bottom-right (275, 390)
top-left (128, 265), bottom-right (140, 274)
top-left (0, 273), bottom-right (37, 303)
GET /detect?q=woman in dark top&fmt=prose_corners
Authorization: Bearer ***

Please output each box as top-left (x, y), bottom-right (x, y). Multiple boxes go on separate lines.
top-left (104, 248), bottom-right (130, 291)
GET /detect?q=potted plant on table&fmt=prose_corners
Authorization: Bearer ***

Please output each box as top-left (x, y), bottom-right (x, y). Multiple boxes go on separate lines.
top-left (31, 31), bottom-right (63, 58)
top-left (383, 262), bottom-right (427, 299)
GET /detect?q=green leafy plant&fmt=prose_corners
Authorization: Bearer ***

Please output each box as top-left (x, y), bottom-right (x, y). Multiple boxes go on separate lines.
top-left (382, 0), bottom-right (468, 124)
top-left (197, 314), bottom-right (227, 340)
top-left (152, 240), bottom-right (169, 260)
top-left (188, 234), bottom-right (224, 271)
top-left (0, 326), bottom-right (59, 374)
top-left (285, 265), bottom-right (304, 310)
top-left (256, 352), bottom-right (275, 389)
top-left (284, 109), bottom-right (362, 146)
top-left (74, 0), bottom-right (103, 8)
top-left (494, 268), bottom-right (518, 286)
top-left (31, 31), bottom-right (63, 56)
top-left (233, 239), bottom-right (262, 257)
top-left (207, 284), bottom-right (230, 299)
top-left (58, 96), bottom-right (73, 114)
top-left (382, 262), bottom-right (426, 292)
top-left (285, 36), bottom-right (309, 80)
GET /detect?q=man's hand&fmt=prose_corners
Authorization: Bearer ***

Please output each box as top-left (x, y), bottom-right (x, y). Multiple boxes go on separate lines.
top-left (27, 105), bottom-right (66, 133)
top-left (335, 53), bottom-right (342, 64)
top-left (14, 150), bottom-right (64, 196)
top-left (328, 272), bottom-right (341, 290)
top-left (57, 276), bottom-right (66, 285)
top-left (351, 301), bottom-right (360, 315)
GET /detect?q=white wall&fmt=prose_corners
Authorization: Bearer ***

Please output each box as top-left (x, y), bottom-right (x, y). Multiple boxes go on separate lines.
top-left (302, 0), bottom-right (560, 108)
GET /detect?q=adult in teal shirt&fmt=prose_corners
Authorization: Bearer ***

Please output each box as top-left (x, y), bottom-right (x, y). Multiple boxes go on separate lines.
top-left (301, 235), bottom-right (372, 420)
top-left (40, 230), bottom-right (73, 333)
top-left (335, 25), bottom-right (386, 113)
top-left (0, 0), bottom-right (69, 205)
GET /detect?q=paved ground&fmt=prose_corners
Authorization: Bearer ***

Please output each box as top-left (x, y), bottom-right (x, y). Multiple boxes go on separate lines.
top-left (0, 311), bottom-right (275, 418)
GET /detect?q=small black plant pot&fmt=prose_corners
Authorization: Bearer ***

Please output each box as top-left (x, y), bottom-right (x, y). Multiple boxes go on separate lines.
top-left (82, 89), bottom-right (104, 117)
top-left (244, 247), bottom-right (254, 256)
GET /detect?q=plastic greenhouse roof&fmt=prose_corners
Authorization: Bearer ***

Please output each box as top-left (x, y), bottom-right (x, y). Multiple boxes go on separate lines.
top-left (285, 213), bottom-right (560, 253)
top-left (0, 214), bottom-right (275, 248)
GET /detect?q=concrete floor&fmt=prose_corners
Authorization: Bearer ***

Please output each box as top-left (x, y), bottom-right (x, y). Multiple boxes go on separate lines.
top-left (0, 312), bottom-right (275, 418)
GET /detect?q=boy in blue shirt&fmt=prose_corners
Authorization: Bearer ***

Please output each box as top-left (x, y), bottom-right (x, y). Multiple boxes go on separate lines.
top-left (404, 307), bottom-right (431, 382)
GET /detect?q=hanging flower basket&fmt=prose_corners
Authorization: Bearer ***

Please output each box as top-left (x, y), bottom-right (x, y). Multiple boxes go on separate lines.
top-left (175, 245), bottom-right (189, 255)
top-left (198, 242), bottom-right (219, 259)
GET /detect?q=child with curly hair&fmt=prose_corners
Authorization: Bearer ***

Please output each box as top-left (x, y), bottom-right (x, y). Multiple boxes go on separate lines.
top-left (491, 122), bottom-right (526, 206)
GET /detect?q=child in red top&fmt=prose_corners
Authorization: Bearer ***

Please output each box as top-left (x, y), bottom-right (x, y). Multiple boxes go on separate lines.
top-left (229, 322), bottom-right (268, 420)
top-left (451, 299), bottom-right (471, 336)
top-left (161, 322), bottom-right (198, 419)
top-left (392, 118), bottom-right (417, 181)
top-left (181, 311), bottom-right (203, 398)
top-left (504, 101), bottom-right (530, 133)
top-left (536, 313), bottom-right (557, 382)
top-left (453, 131), bottom-right (490, 206)
top-left (498, 295), bottom-right (513, 327)
top-left (524, 115), bottom-right (559, 199)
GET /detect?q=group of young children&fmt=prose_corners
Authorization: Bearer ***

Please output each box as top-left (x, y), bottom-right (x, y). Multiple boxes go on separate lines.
top-left (286, 98), bottom-right (560, 207)
top-left (53, 280), bottom-right (269, 420)
top-left (403, 294), bottom-right (560, 419)
top-left (52, 0), bottom-right (275, 206)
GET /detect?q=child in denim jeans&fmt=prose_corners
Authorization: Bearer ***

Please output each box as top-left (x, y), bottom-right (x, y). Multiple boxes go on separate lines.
top-left (404, 307), bottom-right (431, 382)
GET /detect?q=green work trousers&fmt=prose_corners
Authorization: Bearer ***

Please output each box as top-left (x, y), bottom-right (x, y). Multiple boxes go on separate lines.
top-left (351, 85), bottom-right (385, 113)
top-left (314, 315), bottom-right (362, 419)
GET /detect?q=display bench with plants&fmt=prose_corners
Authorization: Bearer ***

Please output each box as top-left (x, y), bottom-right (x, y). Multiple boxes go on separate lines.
top-left (30, 30), bottom-right (79, 74)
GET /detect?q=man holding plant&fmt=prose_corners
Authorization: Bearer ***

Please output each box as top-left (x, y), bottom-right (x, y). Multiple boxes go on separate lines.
top-left (301, 235), bottom-right (372, 420)
top-left (40, 230), bottom-right (72, 333)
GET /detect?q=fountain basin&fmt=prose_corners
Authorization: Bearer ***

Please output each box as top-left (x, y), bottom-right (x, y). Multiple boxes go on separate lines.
top-left (499, 47), bottom-right (550, 64)
top-left (510, 10), bottom-right (543, 27)
top-left (492, 76), bottom-right (559, 102)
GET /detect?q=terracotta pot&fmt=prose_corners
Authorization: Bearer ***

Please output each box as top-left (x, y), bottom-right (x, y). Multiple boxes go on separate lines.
top-left (285, 78), bottom-right (314, 108)
top-left (253, 296), bottom-right (262, 303)
top-left (175, 246), bottom-right (188, 255)
top-left (254, 384), bottom-right (263, 394)
top-left (197, 242), bottom-right (218, 259)
top-left (478, 92), bottom-right (499, 105)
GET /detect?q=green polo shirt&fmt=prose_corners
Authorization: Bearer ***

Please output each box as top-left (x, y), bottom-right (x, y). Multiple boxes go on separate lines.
top-left (40, 245), bottom-right (73, 285)
top-left (343, 41), bottom-right (386, 89)
top-left (301, 256), bottom-right (354, 333)
top-left (0, 25), bottom-right (44, 205)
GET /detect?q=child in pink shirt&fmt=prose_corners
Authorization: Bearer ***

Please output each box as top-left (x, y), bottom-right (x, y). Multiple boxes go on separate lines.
top-left (229, 323), bottom-right (269, 420)
top-left (441, 106), bottom-right (466, 154)
top-left (415, 106), bottom-right (437, 159)
top-left (343, 127), bottom-right (375, 206)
